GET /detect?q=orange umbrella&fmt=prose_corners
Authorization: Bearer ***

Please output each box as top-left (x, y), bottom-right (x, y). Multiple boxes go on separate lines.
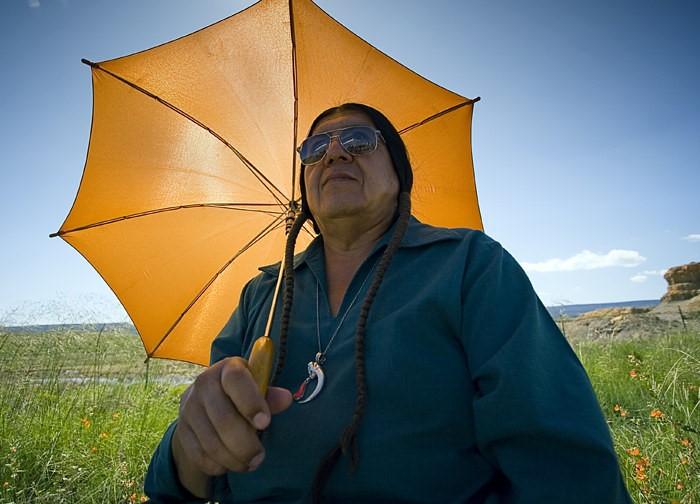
top-left (51, 0), bottom-right (482, 367)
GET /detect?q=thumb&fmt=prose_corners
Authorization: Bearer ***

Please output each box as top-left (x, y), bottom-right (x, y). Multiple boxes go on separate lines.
top-left (266, 386), bottom-right (293, 415)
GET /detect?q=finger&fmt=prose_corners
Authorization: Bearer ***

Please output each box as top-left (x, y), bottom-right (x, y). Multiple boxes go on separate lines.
top-left (187, 407), bottom-right (249, 473)
top-left (220, 357), bottom-right (271, 430)
top-left (178, 384), bottom-right (194, 415)
top-left (202, 386), bottom-right (265, 467)
top-left (175, 421), bottom-right (227, 476)
top-left (267, 387), bottom-right (293, 415)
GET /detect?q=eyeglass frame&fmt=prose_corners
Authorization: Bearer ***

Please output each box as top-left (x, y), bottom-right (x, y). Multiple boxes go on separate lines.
top-left (296, 125), bottom-right (385, 166)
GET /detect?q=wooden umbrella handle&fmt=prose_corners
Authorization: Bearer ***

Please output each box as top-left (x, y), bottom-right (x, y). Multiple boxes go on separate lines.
top-left (247, 336), bottom-right (275, 396)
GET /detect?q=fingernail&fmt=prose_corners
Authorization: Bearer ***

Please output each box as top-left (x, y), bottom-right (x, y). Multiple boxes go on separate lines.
top-left (253, 412), bottom-right (269, 430)
top-left (248, 451), bottom-right (265, 471)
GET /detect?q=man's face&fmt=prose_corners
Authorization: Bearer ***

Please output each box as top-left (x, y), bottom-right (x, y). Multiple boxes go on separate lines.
top-left (303, 110), bottom-right (399, 228)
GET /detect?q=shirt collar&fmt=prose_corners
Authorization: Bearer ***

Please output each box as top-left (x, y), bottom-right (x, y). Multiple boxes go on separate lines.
top-left (258, 215), bottom-right (464, 276)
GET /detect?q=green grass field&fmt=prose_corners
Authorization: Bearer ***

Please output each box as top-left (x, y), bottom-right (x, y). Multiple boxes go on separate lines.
top-left (0, 327), bottom-right (698, 503)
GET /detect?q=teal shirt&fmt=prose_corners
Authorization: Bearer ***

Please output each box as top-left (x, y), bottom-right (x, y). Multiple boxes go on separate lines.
top-left (146, 217), bottom-right (631, 503)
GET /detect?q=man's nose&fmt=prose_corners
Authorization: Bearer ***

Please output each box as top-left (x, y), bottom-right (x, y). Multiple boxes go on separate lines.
top-left (324, 136), bottom-right (352, 165)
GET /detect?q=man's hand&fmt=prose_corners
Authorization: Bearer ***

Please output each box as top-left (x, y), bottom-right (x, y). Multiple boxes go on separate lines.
top-left (171, 357), bottom-right (293, 497)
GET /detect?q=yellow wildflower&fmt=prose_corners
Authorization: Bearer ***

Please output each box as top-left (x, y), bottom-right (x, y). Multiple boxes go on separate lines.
top-left (612, 404), bottom-right (628, 417)
top-left (626, 447), bottom-right (640, 456)
top-left (680, 438), bottom-right (692, 448)
top-left (99, 432), bottom-right (109, 440)
top-left (81, 417), bottom-right (92, 429)
top-left (649, 409), bottom-right (663, 419)
top-left (628, 369), bottom-right (638, 378)
top-left (634, 457), bottom-right (649, 482)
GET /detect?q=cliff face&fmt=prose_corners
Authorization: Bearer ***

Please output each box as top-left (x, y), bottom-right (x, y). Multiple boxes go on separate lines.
top-left (661, 262), bottom-right (700, 302)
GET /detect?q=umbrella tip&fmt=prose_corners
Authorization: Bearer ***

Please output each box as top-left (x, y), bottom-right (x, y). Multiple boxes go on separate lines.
top-left (81, 58), bottom-right (97, 67)
top-left (49, 231), bottom-right (60, 238)
top-left (473, 96), bottom-right (481, 103)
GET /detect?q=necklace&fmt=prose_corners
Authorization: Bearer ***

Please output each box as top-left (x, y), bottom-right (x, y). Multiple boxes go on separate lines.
top-left (293, 262), bottom-right (376, 403)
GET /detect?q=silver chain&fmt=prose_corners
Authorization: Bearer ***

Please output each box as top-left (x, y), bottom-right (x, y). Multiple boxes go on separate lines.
top-left (314, 262), bottom-right (377, 365)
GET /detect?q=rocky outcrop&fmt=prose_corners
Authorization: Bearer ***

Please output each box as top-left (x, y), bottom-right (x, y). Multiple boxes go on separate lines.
top-left (559, 307), bottom-right (681, 342)
top-left (553, 262), bottom-right (700, 342)
top-left (661, 262), bottom-right (700, 302)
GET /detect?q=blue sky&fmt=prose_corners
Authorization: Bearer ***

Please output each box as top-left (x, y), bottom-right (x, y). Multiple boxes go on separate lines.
top-left (1, 0), bottom-right (698, 324)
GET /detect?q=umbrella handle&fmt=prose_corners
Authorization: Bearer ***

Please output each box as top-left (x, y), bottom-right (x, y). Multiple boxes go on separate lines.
top-left (248, 336), bottom-right (275, 396)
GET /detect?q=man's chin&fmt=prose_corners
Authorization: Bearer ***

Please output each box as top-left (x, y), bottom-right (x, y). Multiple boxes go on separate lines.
top-left (317, 195), bottom-right (365, 215)
top-left (323, 208), bottom-right (363, 220)
top-left (316, 203), bottom-right (367, 222)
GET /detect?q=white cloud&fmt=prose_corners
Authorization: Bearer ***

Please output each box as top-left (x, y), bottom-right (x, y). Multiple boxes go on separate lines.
top-left (28, 0), bottom-right (40, 7)
top-left (522, 249), bottom-right (646, 273)
top-left (630, 269), bottom-right (667, 284)
top-left (683, 234), bottom-right (700, 242)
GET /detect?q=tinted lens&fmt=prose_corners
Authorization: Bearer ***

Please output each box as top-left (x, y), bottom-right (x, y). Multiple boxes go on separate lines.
top-left (339, 127), bottom-right (376, 155)
top-left (299, 134), bottom-right (331, 165)
top-left (298, 126), bottom-right (379, 165)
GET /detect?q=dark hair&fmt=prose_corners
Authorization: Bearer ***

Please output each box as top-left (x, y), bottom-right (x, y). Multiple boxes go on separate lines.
top-left (299, 103), bottom-right (413, 231)
top-left (275, 103), bottom-right (412, 503)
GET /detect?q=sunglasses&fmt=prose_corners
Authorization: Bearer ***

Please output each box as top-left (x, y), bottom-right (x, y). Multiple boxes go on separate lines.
top-left (297, 125), bottom-right (384, 166)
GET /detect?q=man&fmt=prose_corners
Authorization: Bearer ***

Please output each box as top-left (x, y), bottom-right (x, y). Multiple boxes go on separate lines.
top-left (146, 104), bottom-right (632, 503)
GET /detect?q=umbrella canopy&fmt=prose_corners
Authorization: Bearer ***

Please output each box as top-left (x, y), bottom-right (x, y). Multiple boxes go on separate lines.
top-left (52, 0), bottom-right (482, 366)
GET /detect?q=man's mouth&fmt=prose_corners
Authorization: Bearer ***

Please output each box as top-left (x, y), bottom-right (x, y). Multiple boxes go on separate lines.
top-left (323, 173), bottom-right (357, 186)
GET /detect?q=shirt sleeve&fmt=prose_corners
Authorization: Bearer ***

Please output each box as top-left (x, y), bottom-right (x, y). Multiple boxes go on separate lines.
top-left (460, 234), bottom-right (632, 503)
top-left (144, 422), bottom-right (208, 503)
top-left (144, 279), bottom-right (256, 502)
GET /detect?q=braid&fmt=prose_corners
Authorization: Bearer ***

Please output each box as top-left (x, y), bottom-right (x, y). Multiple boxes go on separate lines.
top-left (311, 192), bottom-right (412, 503)
top-left (273, 210), bottom-right (308, 382)
top-left (343, 192), bottom-right (411, 463)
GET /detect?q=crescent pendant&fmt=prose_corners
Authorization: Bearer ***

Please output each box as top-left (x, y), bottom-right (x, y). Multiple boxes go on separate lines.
top-left (296, 361), bottom-right (325, 404)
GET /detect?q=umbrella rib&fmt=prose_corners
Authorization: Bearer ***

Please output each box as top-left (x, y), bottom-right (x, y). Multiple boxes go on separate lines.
top-left (82, 60), bottom-right (289, 207)
top-left (301, 224), bottom-right (316, 240)
top-left (148, 213), bottom-right (287, 358)
top-left (289, 0), bottom-right (299, 203)
top-left (50, 203), bottom-right (283, 237)
top-left (398, 97), bottom-right (481, 135)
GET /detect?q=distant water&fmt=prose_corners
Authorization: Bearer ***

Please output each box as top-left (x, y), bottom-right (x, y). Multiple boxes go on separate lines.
top-left (1, 322), bottom-right (136, 333)
top-left (546, 299), bottom-right (659, 318)
top-left (2, 302), bottom-right (662, 331)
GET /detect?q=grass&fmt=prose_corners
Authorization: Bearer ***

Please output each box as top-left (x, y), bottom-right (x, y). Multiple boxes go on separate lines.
top-left (576, 331), bottom-right (700, 503)
top-left (0, 326), bottom-right (698, 503)
top-left (0, 327), bottom-right (199, 503)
